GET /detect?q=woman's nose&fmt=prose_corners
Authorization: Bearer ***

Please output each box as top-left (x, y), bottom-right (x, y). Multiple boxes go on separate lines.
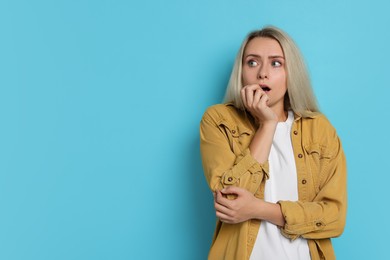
top-left (257, 66), bottom-right (268, 79)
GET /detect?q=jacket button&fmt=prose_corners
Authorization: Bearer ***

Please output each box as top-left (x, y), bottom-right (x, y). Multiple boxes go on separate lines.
top-left (302, 179), bottom-right (307, 184)
top-left (231, 130), bottom-right (236, 134)
top-left (293, 130), bottom-right (298, 135)
top-left (298, 154), bottom-right (303, 158)
top-left (228, 177), bottom-right (233, 182)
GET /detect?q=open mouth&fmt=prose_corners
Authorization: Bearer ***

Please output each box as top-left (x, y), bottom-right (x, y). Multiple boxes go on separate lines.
top-left (260, 85), bottom-right (271, 92)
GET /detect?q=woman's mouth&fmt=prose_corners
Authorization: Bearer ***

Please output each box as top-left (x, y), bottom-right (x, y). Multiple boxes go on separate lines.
top-left (260, 85), bottom-right (271, 92)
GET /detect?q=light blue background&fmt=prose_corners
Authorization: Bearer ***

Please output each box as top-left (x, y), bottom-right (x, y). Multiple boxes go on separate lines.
top-left (0, 0), bottom-right (389, 259)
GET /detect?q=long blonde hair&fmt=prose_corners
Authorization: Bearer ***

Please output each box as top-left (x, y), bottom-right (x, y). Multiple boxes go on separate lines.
top-left (223, 26), bottom-right (319, 117)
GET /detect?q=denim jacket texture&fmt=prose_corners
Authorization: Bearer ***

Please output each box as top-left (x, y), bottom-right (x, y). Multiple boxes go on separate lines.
top-left (200, 104), bottom-right (347, 260)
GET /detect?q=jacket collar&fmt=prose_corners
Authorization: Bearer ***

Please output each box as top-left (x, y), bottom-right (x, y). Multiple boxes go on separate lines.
top-left (224, 102), bottom-right (319, 121)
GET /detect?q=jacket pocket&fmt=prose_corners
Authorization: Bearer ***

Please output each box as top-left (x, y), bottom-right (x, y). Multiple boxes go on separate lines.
top-left (217, 119), bottom-right (252, 156)
top-left (304, 143), bottom-right (332, 193)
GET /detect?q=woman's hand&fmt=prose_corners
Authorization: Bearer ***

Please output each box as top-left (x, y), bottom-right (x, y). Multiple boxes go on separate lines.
top-left (214, 186), bottom-right (285, 226)
top-left (241, 84), bottom-right (278, 124)
top-left (214, 186), bottom-right (261, 224)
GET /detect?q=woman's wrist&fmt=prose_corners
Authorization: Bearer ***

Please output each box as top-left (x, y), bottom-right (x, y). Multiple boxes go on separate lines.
top-left (254, 200), bottom-right (285, 227)
top-left (260, 120), bottom-right (278, 129)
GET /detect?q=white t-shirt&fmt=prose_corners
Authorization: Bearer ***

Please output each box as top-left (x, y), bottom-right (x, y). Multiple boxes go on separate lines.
top-left (250, 111), bottom-right (311, 260)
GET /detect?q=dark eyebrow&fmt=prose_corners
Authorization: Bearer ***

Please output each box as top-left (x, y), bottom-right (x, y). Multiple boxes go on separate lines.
top-left (245, 54), bottom-right (285, 59)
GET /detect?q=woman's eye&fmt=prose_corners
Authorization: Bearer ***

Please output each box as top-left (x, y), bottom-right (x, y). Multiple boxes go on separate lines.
top-left (272, 60), bottom-right (282, 67)
top-left (248, 60), bottom-right (258, 67)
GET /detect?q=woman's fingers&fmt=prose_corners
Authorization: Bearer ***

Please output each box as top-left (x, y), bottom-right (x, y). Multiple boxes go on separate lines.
top-left (215, 190), bottom-right (233, 208)
top-left (259, 92), bottom-right (269, 107)
top-left (253, 88), bottom-right (264, 106)
top-left (214, 187), bottom-right (256, 224)
top-left (241, 84), bottom-right (277, 123)
top-left (242, 84), bottom-right (262, 107)
top-left (216, 211), bottom-right (233, 223)
top-left (245, 87), bottom-right (254, 107)
top-left (214, 201), bottom-right (232, 216)
top-left (214, 191), bottom-right (234, 221)
top-left (240, 88), bottom-right (248, 109)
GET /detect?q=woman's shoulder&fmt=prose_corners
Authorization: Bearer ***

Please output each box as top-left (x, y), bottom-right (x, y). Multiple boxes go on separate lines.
top-left (301, 112), bottom-right (335, 130)
top-left (300, 112), bottom-right (341, 147)
top-left (201, 103), bottom-right (244, 124)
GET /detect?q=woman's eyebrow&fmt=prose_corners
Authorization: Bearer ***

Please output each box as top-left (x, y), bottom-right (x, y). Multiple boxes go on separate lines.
top-left (245, 54), bottom-right (285, 59)
top-left (269, 55), bottom-right (285, 59)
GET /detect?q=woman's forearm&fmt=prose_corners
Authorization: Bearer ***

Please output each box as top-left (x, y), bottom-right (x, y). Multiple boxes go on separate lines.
top-left (249, 122), bottom-right (277, 164)
top-left (254, 200), bottom-right (285, 227)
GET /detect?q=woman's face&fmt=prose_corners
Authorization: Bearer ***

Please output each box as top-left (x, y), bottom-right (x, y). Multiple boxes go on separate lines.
top-left (242, 37), bottom-right (287, 110)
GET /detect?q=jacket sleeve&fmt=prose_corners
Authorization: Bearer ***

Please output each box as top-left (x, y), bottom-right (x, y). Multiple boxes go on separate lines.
top-left (278, 122), bottom-right (347, 240)
top-left (200, 109), bottom-right (268, 194)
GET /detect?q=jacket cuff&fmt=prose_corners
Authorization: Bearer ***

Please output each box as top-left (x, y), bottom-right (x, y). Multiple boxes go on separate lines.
top-left (277, 200), bottom-right (326, 240)
top-left (221, 148), bottom-right (269, 186)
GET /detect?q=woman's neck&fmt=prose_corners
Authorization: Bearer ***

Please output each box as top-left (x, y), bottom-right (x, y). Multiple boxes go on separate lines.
top-left (272, 105), bottom-right (288, 122)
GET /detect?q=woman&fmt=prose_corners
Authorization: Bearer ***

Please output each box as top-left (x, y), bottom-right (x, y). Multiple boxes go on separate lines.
top-left (200, 26), bottom-right (347, 260)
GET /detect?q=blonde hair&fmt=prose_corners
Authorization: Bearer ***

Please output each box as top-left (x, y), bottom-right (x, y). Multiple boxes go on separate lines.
top-left (223, 26), bottom-right (319, 117)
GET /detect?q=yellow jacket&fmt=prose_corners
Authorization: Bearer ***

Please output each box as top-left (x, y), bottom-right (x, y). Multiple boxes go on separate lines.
top-left (200, 104), bottom-right (347, 260)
